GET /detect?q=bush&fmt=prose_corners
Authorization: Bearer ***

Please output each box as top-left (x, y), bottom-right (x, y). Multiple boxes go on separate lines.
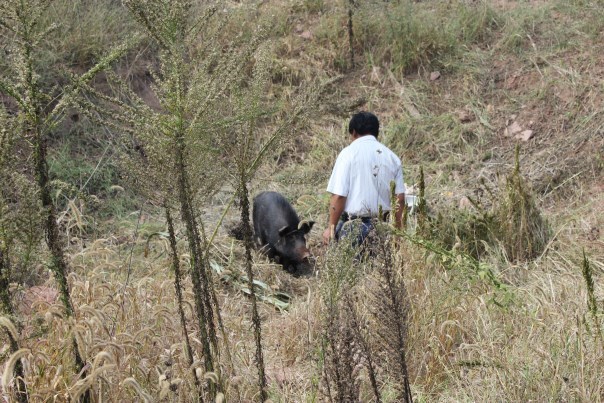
top-left (423, 148), bottom-right (550, 263)
top-left (492, 147), bottom-right (550, 262)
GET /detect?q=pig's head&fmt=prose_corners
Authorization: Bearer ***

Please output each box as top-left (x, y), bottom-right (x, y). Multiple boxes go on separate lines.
top-left (275, 220), bottom-right (315, 263)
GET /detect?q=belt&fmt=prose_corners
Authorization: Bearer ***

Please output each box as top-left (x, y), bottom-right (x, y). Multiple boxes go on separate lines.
top-left (341, 211), bottom-right (390, 222)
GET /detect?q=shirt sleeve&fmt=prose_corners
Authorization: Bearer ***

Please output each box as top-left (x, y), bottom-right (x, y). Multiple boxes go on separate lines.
top-left (326, 151), bottom-right (350, 197)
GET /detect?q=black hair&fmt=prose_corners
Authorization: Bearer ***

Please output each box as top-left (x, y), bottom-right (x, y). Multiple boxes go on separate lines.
top-left (348, 111), bottom-right (379, 138)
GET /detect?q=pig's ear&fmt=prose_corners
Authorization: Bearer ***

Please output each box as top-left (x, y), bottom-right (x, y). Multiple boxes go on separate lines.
top-left (278, 226), bottom-right (290, 237)
top-left (298, 220), bottom-right (315, 234)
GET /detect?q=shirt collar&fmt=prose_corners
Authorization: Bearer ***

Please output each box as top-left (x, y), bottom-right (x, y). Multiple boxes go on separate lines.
top-left (352, 135), bottom-right (377, 144)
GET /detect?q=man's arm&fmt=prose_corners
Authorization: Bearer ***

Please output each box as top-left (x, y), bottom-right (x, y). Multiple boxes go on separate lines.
top-left (394, 193), bottom-right (406, 229)
top-left (323, 194), bottom-right (347, 244)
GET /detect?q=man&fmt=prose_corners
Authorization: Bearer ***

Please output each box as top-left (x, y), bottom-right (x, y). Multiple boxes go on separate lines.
top-left (322, 111), bottom-right (406, 246)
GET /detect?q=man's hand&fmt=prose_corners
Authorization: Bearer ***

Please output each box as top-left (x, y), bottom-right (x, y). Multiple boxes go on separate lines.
top-left (323, 226), bottom-right (334, 245)
top-left (324, 194), bottom-right (347, 245)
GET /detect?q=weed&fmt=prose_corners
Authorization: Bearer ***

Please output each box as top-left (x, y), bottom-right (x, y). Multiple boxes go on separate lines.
top-left (493, 146), bottom-right (550, 262)
top-left (318, 242), bottom-right (361, 402)
top-left (581, 250), bottom-right (603, 344)
top-left (302, 0), bottom-right (326, 14)
top-left (1, 1), bottom-right (132, 400)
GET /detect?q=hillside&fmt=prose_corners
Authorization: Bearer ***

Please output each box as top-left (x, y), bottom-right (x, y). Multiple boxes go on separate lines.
top-left (1, 0), bottom-right (603, 402)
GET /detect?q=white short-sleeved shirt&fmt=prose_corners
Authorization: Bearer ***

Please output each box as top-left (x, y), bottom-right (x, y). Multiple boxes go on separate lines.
top-left (327, 135), bottom-right (405, 217)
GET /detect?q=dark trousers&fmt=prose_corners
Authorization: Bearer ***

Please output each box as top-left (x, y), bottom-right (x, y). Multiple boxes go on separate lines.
top-left (335, 211), bottom-right (390, 248)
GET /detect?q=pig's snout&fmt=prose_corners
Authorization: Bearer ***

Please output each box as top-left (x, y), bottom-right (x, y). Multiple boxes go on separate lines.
top-left (298, 247), bottom-right (312, 261)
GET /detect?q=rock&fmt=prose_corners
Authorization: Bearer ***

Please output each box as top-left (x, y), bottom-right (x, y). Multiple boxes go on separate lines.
top-left (504, 121), bottom-right (522, 137)
top-left (430, 71), bottom-right (441, 81)
top-left (515, 129), bottom-right (534, 141)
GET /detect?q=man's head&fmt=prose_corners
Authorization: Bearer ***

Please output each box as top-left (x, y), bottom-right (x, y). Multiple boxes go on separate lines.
top-left (348, 111), bottom-right (379, 138)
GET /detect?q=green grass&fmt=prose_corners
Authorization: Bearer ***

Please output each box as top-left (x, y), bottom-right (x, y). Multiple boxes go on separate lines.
top-left (43, 0), bottom-right (137, 68)
top-left (310, 0), bottom-right (503, 74)
top-left (48, 126), bottom-right (138, 221)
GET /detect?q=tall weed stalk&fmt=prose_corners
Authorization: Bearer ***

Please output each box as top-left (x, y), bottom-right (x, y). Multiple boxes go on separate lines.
top-left (372, 235), bottom-right (413, 402)
top-left (165, 204), bottom-right (203, 400)
top-left (0, 102), bottom-right (40, 403)
top-left (122, 1), bottom-right (222, 394)
top-left (0, 1), bottom-right (130, 400)
top-left (0, 248), bottom-right (28, 403)
top-left (581, 250), bottom-right (603, 346)
top-left (319, 243), bottom-right (361, 402)
top-left (216, 37), bottom-right (327, 398)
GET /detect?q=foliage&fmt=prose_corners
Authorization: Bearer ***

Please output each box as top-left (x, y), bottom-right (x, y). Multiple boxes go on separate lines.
top-left (372, 239), bottom-right (413, 403)
top-left (492, 147), bottom-right (550, 262)
top-left (0, 50), bottom-right (40, 403)
top-left (0, 1), bottom-right (133, 401)
top-left (318, 242), bottom-right (361, 402)
top-left (409, 148), bottom-right (550, 265)
top-left (0, 111), bottom-right (45, 285)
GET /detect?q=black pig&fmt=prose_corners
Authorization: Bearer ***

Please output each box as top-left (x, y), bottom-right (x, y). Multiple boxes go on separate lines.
top-left (253, 191), bottom-right (315, 274)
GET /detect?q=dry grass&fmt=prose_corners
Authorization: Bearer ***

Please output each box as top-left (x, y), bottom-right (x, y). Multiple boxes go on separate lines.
top-left (2, 181), bottom-right (603, 401)
top-left (2, 0), bottom-right (604, 402)
top-left (5, 187), bottom-right (602, 401)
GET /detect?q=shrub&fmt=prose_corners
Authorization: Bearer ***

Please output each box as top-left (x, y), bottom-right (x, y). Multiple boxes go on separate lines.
top-left (414, 147), bottom-right (550, 264)
top-left (492, 147), bottom-right (550, 262)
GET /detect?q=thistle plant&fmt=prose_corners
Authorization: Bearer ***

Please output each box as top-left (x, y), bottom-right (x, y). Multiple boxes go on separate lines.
top-left (73, 1), bottom-right (296, 399)
top-left (0, 1), bottom-right (131, 401)
top-left (0, 107), bottom-right (34, 403)
top-left (213, 33), bottom-right (328, 399)
top-left (0, 109), bottom-right (45, 281)
top-left (164, 203), bottom-right (203, 398)
top-left (319, 190), bottom-right (414, 402)
top-left (318, 241), bottom-right (362, 402)
top-left (371, 237), bottom-right (413, 402)
top-left (117, 1), bottom-right (226, 396)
